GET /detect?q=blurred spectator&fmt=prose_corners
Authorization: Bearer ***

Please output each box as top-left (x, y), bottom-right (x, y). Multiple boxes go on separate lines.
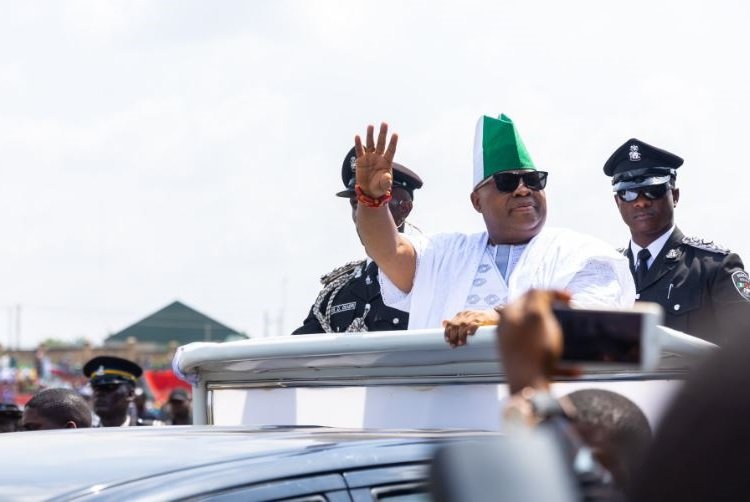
top-left (0, 352), bottom-right (18, 405)
top-left (163, 388), bottom-right (192, 425)
top-left (630, 332), bottom-right (750, 501)
top-left (34, 344), bottom-right (52, 383)
top-left (565, 389), bottom-right (651, 489)
top-left (134, 387), bottom-right (162, 423)
top-left (21, 388), bottom-right (92, 430)
top-left (0, 402), bottom-right (22, 433)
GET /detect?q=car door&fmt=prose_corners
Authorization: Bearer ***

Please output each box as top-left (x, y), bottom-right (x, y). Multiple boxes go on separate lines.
top-left (193, 473), bottom-right (352, 502)
top-left (206, 462), bottom-right (433, 502)
top-left (344, 463), bottom-right (431, 502)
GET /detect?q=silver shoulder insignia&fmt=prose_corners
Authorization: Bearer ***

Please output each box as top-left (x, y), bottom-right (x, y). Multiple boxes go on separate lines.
top-left (616, 247), bottom-right (627, 255)
top-left (320, 260), bottom-right (366, 285)
top-left (681, 236), bottom-right (730, 254)
top-left (313, 259), bottom-right (367, 333)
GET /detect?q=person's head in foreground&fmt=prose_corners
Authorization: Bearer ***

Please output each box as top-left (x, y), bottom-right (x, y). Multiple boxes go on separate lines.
top-left (566, 389), bottom-right (652, 488)
top-left (22, 388), bottom-right (92, 430)
top-left (630, 333), bottom-right (750, 501)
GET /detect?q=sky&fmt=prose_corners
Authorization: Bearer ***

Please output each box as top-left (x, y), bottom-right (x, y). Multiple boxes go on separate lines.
top-left (1, 0), bottom-right (748, 348)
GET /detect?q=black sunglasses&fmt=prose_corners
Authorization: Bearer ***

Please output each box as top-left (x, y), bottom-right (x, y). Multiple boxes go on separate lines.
top-left (486, 171), bottom-right (548, 192)
top-left (616, 184), bottom-right (669, 203)
top-left (92, 383), bottom-right (125, 393)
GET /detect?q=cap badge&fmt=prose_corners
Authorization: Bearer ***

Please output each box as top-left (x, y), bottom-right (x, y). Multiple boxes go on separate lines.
top-left (349, 156), bottom-right (357, 172)
top-left (629, 145), bottom-right (641, 162)
top-left (95, 365), bottom-right (105, 376)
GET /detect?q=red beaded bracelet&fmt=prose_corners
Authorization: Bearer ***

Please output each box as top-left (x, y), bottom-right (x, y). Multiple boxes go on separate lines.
top-left (355, 184), bottom-right (392, 208)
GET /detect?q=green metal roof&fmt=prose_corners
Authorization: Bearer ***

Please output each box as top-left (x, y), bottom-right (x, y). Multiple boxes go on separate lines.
top-left (105, 301), bottom-right (247, 345)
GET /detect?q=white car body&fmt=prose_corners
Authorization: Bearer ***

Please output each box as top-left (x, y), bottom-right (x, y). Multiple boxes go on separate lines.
top-left (175, 325), bottom-right (715, 430)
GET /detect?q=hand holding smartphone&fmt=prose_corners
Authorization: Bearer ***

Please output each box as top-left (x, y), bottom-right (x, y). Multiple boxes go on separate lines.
top-left (553, 302), bottom-right (663, 370)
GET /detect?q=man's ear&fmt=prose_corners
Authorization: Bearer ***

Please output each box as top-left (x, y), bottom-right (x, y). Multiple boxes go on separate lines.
top-left (672, 188), bottom-right (680, 205)
top-left (64, 421), bottom-right (78, 429)
top-left (470, 191), bottom-right (481, 212)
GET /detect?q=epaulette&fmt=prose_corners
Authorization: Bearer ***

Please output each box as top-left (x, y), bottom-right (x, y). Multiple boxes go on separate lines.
top-left (320, 260), bottom-right (366, 285)
top-left (681, 236), bottom-right (730, 254)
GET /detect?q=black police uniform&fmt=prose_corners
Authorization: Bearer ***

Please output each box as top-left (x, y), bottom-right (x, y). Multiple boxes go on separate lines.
top-left (293, 260), bottom-right (409, 334)
top-left (605, 138), bottom-right (750, 344)
top-left (622, 228), bottom-right (750, 344)
top-left (292, 147), bottom-right (422, 335)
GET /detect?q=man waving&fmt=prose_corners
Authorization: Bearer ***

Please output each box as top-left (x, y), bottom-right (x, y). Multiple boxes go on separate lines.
top-left (353, 115), bottom-right (634, 346)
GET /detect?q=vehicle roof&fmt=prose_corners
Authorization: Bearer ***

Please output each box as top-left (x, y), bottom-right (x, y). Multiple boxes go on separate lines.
top-left (0, 425), bottom-right (491, 500)
top-left (176, 326), bottom-right (716, 389)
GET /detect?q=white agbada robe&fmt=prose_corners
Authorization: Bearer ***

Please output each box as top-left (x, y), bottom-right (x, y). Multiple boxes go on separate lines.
top-left (379, 226), bottom-right (636, 329)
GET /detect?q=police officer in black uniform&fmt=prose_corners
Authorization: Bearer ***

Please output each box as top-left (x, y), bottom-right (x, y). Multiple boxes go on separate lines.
top-left (293, 147), bottom-right (423, 334)
top-left (83, 355), bottom-right (161, 426)
top-left (604, 138), bottom-right (750, 344)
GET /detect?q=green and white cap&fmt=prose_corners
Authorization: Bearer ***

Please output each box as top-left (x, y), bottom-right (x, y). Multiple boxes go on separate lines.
top-left (473, 114), bottom-right (536, 189)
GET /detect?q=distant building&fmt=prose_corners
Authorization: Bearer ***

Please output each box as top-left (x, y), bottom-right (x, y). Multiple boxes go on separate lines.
top-left (104, 301), bottom-right (247, 347)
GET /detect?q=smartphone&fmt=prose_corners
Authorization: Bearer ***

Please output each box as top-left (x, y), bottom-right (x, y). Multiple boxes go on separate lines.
top-left (553, 302), bottom-right (663, 370)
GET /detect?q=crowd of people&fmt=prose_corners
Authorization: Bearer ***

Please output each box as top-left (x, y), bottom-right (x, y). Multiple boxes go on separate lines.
top-left (0, 355), bottom-right (192, 432)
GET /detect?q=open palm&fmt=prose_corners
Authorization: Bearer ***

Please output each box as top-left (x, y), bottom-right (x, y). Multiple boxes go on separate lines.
top-left (354, 122), bottom-right (399, 198)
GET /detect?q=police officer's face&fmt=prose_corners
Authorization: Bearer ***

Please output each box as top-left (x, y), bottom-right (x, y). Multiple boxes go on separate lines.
top-left (349, 186), bottom-right (414, 230)
top-left (92, 382), bottom-right (133, 420)
top-left (470, 170), bottom-right (547, 245)
top-left (615, 184), bottom-right (679, 246)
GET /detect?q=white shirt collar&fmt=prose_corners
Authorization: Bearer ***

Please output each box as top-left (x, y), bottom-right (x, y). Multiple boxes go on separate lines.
top-left (630, 225), bottom-right (675, 269)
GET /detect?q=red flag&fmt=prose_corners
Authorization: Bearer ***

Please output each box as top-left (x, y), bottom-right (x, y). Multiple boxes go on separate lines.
top-left (142, 369), bottom-right (191, 406)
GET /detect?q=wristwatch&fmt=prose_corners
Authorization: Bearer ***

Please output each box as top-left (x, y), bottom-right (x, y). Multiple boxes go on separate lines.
top-left (503, 387), bottom-right (576, 428)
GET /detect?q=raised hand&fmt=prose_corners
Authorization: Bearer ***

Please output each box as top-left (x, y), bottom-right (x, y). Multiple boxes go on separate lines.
top-left (354, 122), bottom-right (398, 198)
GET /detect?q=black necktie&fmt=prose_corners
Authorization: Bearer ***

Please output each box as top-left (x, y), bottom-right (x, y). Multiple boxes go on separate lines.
top-left (635, 248), bottom-right (651, 290)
